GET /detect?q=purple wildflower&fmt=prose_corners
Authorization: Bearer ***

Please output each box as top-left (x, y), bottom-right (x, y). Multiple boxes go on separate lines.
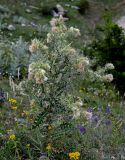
top-left (0, 90), bottom-right (4, 97)
top-left (91, 115), bottom-right (100, 124)
top-left (87, 107), bottom-right (93, 113)
top-left (0, 89), bottom-right (5, 103)
top-left (105, 105), bottom-right (111, 114)
top-left (77, 125), bottom-right (86, 134)
top-left (105, 119), bottom-right (112, 126)
top-left (122, 124), bottom-right (125, 133)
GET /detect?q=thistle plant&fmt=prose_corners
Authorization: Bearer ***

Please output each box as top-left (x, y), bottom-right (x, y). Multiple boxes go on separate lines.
top-left (17, 16), bottom-right (115, 159)
top-left (18, 16), bottom-right (90, 157)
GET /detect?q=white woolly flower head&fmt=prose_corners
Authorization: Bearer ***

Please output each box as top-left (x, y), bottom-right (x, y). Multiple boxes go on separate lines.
top-left (67, 48), bottom-right (76, 55)
top-left (72, 106), bottom-right (81, 119)
top-left (73, 109), bottom-right (81, 119)
top-left (41, 44), bottom-right (48, 51)
top-left (103, 74), bottom-right (113, 82)
top-left (34, 69), bottom-right (48, 84)
top-left (28, 62), bottom-right (49, 84)
top-left (50, 18), bottom-right (58, 27)
top-left (105, 63), bottom-right (115, 70)
top-left (50, 16), bottom-right (66, 32)
top-left (29, 39), bottom-right (41, 53)
top-left (28, 62), bottom-right (36, 71)
top-left (76, 57), bottom-right (89, 72)
top-left (43, 63), bottom-right (51, 70)
top-left (62, 46), bottom-right (76, 56)
top-left (28, 62), bottom-right (36, 80)
top-left (69, 27), bottom-right (81, 37)
top-left (51, 26), bottom-right (60, 33)
top-left (30, 99), bottom-right (36, 107)
top-left (47, 33), bottom-right (52, 43)
top-left (75, 97), bottom-right (83, 107)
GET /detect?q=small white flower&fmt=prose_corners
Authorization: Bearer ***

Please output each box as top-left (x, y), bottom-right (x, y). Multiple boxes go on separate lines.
top-left (72, 108), bottom-right (81, 119)
top-left (8, 24), bottom-right (16, 31)
top-left (44, 63), bottom-right (51, 70)
top-left (44, 76), bottom-right (48, 82)
top-left (47, 33), bottom-right (52, 43)
top-left (69, 27), bottom-right (81, 36)
top-left (75, 100), bottom-right (83, 107)
top-left (42, 45), bottom-right (48, 51)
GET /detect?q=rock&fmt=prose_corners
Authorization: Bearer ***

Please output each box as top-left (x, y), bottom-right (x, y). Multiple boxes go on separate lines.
top-left (52, 10), bottom-right (59, 17)
top-left (51, 4), bottom-right (65, 17)
top-left (13, 16), bottom-right (29, 25)
top-left (8, 24), bottom-right (16, 31)
top-left (56, 4), bottom-right (65, 16)
top-left (65, 4), bottom-right (71, 7)
top-left (25, 8), bottom-right (32, 13)
top-left (0, 5), bottom-right (10, 13)
top-left (30, 22), bottom-right (37, 27)
top-left (117, 16), bottom-right (125, 29)
top-left (21, 23), bottom-right (26, 27)
top-left (38, 155), bottom-right (49, 160)
top-left (71, 5), bottom-right (80, 10)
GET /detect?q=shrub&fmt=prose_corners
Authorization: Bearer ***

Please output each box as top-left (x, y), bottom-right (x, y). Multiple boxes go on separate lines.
top-left (0, 37), bottom-right (29, 79)
top-left (77, 0), bottom-right (89, 15)
top-left (85, 12), bottom-right (125, 94)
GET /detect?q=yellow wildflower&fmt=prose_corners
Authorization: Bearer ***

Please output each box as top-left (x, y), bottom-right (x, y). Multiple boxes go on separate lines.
top-left (69, 151), bottom-right (80, 160)
top-left (9, 98), bottom-right (17, 104)
top-left (46, 143), bottom-right (52, 151)
top-left (11, 106), bottom-right (17, 110)
top-left (48, 125), bottom-right (53, 130)
top-left (29, 118), bottom-right (33, 122)
top-left (22, 111), bottom-right (30, 116)
top-left (26, 144), bottom-right (30, 148)
top-left (75, 152), bottom-right (80, 157)
top-left (9, 134), bottom-right (16, 141)
top-left (79, 87), bottom-right (85, 93)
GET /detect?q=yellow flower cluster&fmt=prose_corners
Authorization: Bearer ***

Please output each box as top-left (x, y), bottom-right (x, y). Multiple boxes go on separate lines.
top-left (9, 134), bottom-right (16, 141)
top-left (11, 106), bottom-right (17, 110)
top-left (26, 144), bottom-right (30, 148)
top-left (9, 98), bottom-right (17, 110)
top-left (9, 98), bottom-right (17, 104)
top-left (46, 143), bottom-right (52, 151)
top-left (69, 151), bottom-right (80, 160)
top-left (48, 124), bottom-right (53, 130)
